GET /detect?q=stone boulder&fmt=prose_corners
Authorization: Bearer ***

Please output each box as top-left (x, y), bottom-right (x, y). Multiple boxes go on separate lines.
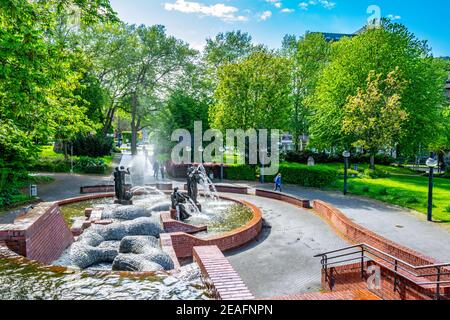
top-left (101, 206), bottom-right (153, 221)
top-left (112, 254), bottom-right (164, 272)
top-left (69, 243), bottom-right (118, 269)
top-left (119, 236), bottom-right (160, 254)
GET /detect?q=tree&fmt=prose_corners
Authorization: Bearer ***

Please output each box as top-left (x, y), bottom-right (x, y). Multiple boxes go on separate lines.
top-left (204, 31), bottom-right (255, 69)
top-left (210, 50), bottom-right (291, 131)
top-left (0, 0), bottom-right (116, 168)
top-left (309, 20), bottom-right (448, 156)
top-left (121, 25), bottom-right (197, 155)
top-left (342, 69), bottom-right (408, 169)
top-left (76, 23), bottom-right (137, 137)
top-left (281, 33), bottom-right (330, 150)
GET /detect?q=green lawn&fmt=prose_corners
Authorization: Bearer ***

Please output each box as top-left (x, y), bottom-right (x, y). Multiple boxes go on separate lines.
top-left (34, 145), bottom-right (114, 174)
top-left (331, 175), bottom-right (450, 222)
top-left (323, 162), bottom-right (419, 175)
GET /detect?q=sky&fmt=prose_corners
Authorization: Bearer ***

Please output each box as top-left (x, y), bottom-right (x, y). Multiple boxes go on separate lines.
top-left (109, 0), bottom-right (450, 57)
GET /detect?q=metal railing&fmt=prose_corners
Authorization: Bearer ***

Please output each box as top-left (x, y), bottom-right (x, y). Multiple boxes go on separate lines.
top-left (314, 243), bottom-right (450, 300)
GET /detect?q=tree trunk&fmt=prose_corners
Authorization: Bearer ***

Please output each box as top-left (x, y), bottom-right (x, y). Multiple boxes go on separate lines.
top-left (370, 153), bottom-right (375, 170)
top-left (130, 93), bottom-right (138, 156)
top-left (101, 106), bottom-right (116, 137)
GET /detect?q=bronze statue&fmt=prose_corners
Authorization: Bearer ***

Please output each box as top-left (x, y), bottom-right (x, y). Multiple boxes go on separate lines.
top-left (171, 187), bottom-right (192, 221)
top-left (114, 166), bottom-right (133, 205)
top-left (187, 166), bottom-right (202, 205)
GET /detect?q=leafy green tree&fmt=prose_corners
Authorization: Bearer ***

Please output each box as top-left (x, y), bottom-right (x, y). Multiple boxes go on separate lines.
top-left (210, 50), bottom-right (291, 131)
top-left (76, 23), bottom-right (137, 137)
top-left (342, 68), bottom-right (408, 169)
top-left (204, 31), bottom-right (255, 69)
top-left (281, 32), bottom-right (330, 149)
top-left (309, 20), bottom-right (448, 156)
top-left (0, 0), bottom-right (116, 168)
top-left (119, 25), bottom-right (197, 155)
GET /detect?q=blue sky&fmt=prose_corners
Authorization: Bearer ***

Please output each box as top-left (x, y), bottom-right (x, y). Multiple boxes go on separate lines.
top-left (109, 0), bottom-right (450, 57)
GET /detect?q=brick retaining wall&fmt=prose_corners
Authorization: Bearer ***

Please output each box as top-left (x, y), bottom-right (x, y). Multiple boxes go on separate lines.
top-left (322, 262), bottom-right (448, 300)
top-left (160, 212), bottom-right (207, 234)
top-left (0, 203), bottom-right (74, 264)
top-left (193, 246), bottom-right (254, 300)
top-left (312, 200), bottom-right (442, 270)
top-left (255, 189), bottom-right (311, 208)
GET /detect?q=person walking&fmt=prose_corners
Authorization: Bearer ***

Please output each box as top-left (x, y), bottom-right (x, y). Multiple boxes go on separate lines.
top-left (153, 161), bottom-right (160, 180)
top-left (160, 161), bottom-right (165, 180)
top-left (274, 173), bottom-right (282, 192)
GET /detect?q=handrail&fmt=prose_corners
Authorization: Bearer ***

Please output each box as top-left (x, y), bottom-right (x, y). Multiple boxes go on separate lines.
top-left (314, 243), bottom-right (450, 270)
top-left (314, 243), bottom-right (450, 300)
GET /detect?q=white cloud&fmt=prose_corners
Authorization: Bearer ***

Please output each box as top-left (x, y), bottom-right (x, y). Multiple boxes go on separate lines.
top-left (259, 10), bottom-right (273, 21)
top-left (319, 0), bottom-right (336, 9)
top-left (281, 8), bottom-right (295, 13)
top-left (266, 0), bottom-right (282, 9)
top-left (164, 0), bottom-right (248, 22)
top-left (299, 0), bottom-right (336, 11)
top-left (299, 2), bottom-right (309, 10)
top-left (387, 14), bottom-right (401, 21)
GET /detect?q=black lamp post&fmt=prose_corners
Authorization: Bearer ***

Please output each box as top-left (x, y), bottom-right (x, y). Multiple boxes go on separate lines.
top-left (426, 155), bottom-right (438, 222)
top-left (343, 151), bottom-right (351, 195)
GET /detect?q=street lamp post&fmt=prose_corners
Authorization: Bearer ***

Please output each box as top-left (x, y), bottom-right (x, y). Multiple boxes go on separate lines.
top-left (426, 155), bottom-right (438, 222)
top-left (343, 151), bottom-right (351, 195)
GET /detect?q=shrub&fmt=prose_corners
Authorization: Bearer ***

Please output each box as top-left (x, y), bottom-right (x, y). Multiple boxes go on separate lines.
top-left (0, 169), bottom-right (31, 208)
top-left (379, 188), bottom-right (388, 196)
top-left (30, 158), bottom-right (71, 173)
top-left (284, 151), bottom-right (395, 166)
top-left (225, 164), bottom-right (256, 181)
top-left (71, 134), bottom-right (113, 157)
top-left (362, 186), bottom-right (370, 193)
top-left (363, 169), bottom-right (390, 179)
top-left (267, 163), bottom-right (338, 188)
top-left (74, 157), bottom-right (107, 174)
top-left (445, 205), bottom-right (450, 213)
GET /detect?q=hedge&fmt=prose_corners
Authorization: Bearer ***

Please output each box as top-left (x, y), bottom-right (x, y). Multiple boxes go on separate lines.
top-left (267, 163), bottom-right (338, 188)
top-left (224, 164), bottom-right (256, 181)
top-left (284, 151), bottom-right (395, 166)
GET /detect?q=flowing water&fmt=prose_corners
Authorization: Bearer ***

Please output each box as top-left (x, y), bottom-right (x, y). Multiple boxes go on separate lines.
top-left (0, 255), bottom-right (209, 300)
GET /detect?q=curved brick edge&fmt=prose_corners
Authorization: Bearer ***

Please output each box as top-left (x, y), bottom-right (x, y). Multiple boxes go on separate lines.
top-left (255, 189), bottom-right (311, 208)
top-left (167, 199), bottom-right (263, 258)
top-left (193, 246), bottom-right (254, 300)
top-left (161, 212), bottom-right (207, 234)
top-left (312, 200), bottom-right (447, 275)
top-left (0, 202), bottom-right (74, 264)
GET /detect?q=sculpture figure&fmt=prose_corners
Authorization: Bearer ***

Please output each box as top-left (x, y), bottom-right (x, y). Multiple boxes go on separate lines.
top-left (187, 166), bottom-right (202, 205)
top-left (170, 187), bottom-right (192, 221)
top-left (114, 166), bottom-right (133, 205)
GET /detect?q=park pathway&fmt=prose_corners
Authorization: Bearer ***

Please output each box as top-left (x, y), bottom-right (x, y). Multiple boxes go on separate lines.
top-left (221, 193), bottom-right (349, 299)
top-left (250, 183), bottom-right (450, 263)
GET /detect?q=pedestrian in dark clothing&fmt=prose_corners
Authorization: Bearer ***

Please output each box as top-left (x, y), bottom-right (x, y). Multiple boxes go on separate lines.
top-left (274, 173), bottom-right (282, 192)
top-left (160, 161), bottom-right (165, 180)
top-left (153, 161), bottom-right (160, 180)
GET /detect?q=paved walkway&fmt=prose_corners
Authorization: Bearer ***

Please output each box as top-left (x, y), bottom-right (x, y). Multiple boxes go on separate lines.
top-left (222, 193), bottom-right (349, 299)
top-left (249, 183), bottom-right (450, 263)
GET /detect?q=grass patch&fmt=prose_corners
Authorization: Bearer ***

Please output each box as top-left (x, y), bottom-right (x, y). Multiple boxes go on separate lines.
top-left (332, 175), bottom-right (450, 222)
top-left (30, 146), bottom-right (114, 174)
